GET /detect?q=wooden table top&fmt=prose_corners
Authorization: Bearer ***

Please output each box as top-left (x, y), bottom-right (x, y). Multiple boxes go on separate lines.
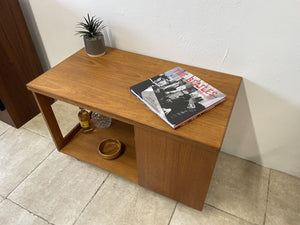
top-left (27, 47), bottom-right (242, 151)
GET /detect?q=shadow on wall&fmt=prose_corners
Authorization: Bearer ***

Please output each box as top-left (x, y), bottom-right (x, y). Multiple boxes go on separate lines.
top-left (245, 79), bottom-right (300, 177)
top-left (19, 0), bottom-right (115, 68)
top-left (221, 79), bottom-right (261, 164)
top-left (18, 0), bottom-right (50, 71)
top-left (102, 27), bottom-right (115, 48)
top-left (222, 79), bottom-right (300, 178)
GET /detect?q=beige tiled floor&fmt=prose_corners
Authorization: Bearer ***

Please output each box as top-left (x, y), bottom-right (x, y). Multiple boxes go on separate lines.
top-left (0, 101), bottom-right (300, 225)
top-left (206, 153), bottom-right (270, 224)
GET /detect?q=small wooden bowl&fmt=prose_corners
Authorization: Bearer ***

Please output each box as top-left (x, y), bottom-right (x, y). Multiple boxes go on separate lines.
top-left (98, 139), bottom-right (122, 160)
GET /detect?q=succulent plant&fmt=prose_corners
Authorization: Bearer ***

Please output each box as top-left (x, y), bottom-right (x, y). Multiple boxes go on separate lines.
top-left (76, 14), bottom-right (105, 38)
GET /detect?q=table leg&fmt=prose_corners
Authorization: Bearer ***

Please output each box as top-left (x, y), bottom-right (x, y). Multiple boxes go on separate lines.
top-left (32, 92), bottom-right (80, 150)
top-left (134, 126), bottom-right (219, 211)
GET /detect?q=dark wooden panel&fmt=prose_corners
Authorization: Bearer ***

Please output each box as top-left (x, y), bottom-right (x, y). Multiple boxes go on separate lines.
top-left (0, 0), bottom-right (43, 127)
top-left (134, 126), bottom-right (219, 211)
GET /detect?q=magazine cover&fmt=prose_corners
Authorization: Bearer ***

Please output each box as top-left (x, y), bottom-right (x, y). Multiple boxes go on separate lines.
top-left (130, 67), bottom-right (226, 129)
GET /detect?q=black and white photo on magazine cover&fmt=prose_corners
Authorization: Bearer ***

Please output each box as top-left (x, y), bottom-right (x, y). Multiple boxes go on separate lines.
top-left (145, 72), bottom-right (205, 125)
top-left (130, 67), bottom-right (226, 128)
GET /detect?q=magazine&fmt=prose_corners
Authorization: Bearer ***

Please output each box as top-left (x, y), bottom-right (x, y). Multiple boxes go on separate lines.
top-left (130, 67), bottom-right (226, 129)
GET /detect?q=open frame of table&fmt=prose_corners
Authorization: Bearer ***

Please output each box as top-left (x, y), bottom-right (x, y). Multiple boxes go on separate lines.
top-left (27, 48), bottom-right (242, 211)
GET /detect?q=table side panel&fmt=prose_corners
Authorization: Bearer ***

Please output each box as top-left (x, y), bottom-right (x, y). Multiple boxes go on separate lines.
top-left (134, 126), bottom-right (219, 211)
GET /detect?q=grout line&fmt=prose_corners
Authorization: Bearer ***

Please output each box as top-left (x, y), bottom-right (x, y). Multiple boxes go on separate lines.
top-left (6, 198), bottom-right (54, 225)
top-left (0, 127), bottom-right (10, 137)
top-left (0, 196), bottom-right (5, 204)
top-left (263, 169), bottom-right (272, 225)
top-left (205, 203), bottom-right (257, 225)
top-left (72, 172), bottom-right (111, 225)
top-left (6, 148), bottom-right (56, 198)
top-left (167, 201), bottom-right (178, 225)
top-left (21, 127), bottom-right (52, 140)
top-left (220, 151), bottom-right (266, 169)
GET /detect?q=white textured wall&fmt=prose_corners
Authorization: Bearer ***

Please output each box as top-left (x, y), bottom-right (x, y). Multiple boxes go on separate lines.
top-left (20, 0), bottom-right (300, 177)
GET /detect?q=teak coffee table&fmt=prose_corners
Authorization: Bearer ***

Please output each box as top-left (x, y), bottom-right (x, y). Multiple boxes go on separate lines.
top-left (27, 47), bottom-right (241, 211)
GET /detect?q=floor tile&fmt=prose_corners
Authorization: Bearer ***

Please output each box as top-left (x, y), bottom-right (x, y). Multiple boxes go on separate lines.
top-left (0, 128), bottom-right (55, 196)
top-left (22, 100), bottom-right (79, 138)
top-left (75, 174), bottom-right (176, 225)
top-left (8, 151), bottom-right (109, 225)
top-left (0, 121), bottom-right (10, 135)
top-left (205, 152), bottom-right (269, 225)
top-left (265, 170), bottom-right (300, 225)
top-left (170, 203), bottom-right (253, 225)
top-left (0, 200), bottom-right (50, 225)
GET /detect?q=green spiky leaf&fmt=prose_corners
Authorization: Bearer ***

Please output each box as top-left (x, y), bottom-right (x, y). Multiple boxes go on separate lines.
top-left (75, 13), bottom-right (105, 38)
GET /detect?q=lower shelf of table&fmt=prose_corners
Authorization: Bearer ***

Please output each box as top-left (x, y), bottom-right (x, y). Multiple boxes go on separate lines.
top-left (60, 119), bottom-right (138, 183)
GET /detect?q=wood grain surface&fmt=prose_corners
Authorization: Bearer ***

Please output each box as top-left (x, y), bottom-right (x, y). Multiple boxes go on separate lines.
top-left (135, 126), bottom-right (218, 210)
top-left (61, 120), bottom-right (138, 183)
top-left (28, 47), bottom-right (242, 211)
top-left (27, 47), bottom-right (241, 150)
